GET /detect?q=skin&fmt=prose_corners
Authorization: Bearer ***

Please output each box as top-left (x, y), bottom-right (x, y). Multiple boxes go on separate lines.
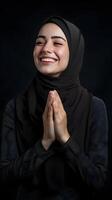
top-left (33, 23), bottom-right (69, 77)
top-left (33, 23), bottom-right (70, 150)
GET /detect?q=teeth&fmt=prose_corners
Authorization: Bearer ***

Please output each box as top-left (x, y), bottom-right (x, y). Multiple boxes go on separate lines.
top-left (40, 58), bottom-right (56, 62)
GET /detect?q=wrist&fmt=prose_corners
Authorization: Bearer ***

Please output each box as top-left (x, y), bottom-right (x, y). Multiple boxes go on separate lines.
top-left (58, 131), bottom-right (70, 144)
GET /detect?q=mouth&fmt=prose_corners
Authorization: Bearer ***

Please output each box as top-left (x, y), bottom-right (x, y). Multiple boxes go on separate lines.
top-left (39, 56), bottom-right (58, 63)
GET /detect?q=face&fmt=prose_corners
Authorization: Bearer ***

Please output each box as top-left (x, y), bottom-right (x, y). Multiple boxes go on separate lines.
top-left (33, 23), bottom-right (69, 77)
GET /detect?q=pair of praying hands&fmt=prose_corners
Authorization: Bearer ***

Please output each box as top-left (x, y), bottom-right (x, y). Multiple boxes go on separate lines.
top-left (42, 90), bottom-right (70, 150)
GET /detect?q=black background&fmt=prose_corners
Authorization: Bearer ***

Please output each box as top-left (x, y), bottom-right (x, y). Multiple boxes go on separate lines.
top-left (0, 1), bottom-right (112, 199)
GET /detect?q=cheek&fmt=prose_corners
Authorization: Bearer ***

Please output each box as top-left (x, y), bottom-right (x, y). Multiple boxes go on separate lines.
top-left (58, 49), bottom-right (65, 59)
top-left (33, 46), bottom-right (41, 56)
top-left (33, 48), bottom-right (39, 61)
top-left (60, 49), bottom-right (69, 65)
top-left (33, 47), bottom-right (36, 57)
top-left (33, 50), bottom-right (35, 60)
top-left (33, 51), bottom-right (39, 68)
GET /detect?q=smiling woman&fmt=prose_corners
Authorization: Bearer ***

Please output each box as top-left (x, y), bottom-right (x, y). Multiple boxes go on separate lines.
top-left (0, 16), bottom-right (108, 200)
top-left (33, 23), bottom-right (69, 77)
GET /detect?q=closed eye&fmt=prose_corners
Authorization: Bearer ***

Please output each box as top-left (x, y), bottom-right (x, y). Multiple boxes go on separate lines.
top-left (54, 42), bottom-right (63, 46)
top-left (55, 42), bottom-right (62, 45)
top-left (35, 41), bottom-right (45, 46)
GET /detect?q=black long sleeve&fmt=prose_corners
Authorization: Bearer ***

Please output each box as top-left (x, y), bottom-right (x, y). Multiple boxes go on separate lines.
top-left (0, 99), bottom-right (54, 183)
top-left (61, 96), bottom-right (108, 189)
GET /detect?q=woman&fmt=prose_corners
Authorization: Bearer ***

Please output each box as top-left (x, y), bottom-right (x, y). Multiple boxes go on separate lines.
top-left (0, 16), bottom-right (108, 200)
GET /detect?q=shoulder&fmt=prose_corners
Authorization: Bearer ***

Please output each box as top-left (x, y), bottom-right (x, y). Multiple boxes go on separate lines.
top-left (91, 96), bottom-right (107, 115)
top-left (91, 96), bottom-right (108, 130)
top-left (5, 98), bottom-right (15, 112)
top-left (2, 98), bottom-right (16, 121)
top-left (0, 98), bottom-right (16, 130)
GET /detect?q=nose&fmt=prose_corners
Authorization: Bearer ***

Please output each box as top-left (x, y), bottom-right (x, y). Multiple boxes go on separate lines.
top-left (42, 41), bottom-right (53, 53)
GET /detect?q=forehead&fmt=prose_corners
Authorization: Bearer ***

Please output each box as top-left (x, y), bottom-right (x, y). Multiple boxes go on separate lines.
top-left (38, 23), bottom-right (67, 39)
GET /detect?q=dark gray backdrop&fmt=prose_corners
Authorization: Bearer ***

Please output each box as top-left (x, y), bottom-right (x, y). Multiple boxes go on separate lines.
top-left (0, 1), bottom-right (112, 199)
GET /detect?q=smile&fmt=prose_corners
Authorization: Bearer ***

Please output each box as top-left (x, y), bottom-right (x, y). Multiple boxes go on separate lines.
top-left (39, 57), bottom-right (58, 62)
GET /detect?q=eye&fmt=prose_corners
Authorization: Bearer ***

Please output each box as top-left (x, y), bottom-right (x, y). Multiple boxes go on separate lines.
top-left (54, 42), bottom-right (63, 45)
top-left (54, 42), bottom-right (63, 46)
top-left (35, 40), bottom-right (45, 46)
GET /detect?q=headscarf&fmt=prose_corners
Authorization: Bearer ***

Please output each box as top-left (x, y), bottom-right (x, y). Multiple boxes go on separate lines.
top-left (15, 16), bottom-right (92, 192)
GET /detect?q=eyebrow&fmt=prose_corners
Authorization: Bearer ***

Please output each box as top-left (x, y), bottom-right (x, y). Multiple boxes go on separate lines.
top-left (37, 35), bottom-right (66, 41)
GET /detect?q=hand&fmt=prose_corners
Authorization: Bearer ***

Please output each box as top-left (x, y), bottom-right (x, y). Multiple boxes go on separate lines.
top-left (52, 90), bottom-right (70, 143)
top-left (42, 91), bottom-right (55, 150)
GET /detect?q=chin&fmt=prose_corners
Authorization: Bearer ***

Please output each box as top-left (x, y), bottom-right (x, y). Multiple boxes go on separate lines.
top-left (40, 70), bottom-right (59, 77)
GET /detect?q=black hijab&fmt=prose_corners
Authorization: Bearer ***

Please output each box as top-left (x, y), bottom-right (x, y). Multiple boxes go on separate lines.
top-left (16, 16), bottom-right (92, 154)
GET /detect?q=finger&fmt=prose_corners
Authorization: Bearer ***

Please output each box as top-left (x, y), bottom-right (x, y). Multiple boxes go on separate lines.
top-left (52, 100), bottom-right (59, 115)
top-left (45, 91), bottom-right (53, 110)
top-left (43, 92), bottom-right (51, 118)
top-left (48, 91), bottom-right (55, 104)
top-left (47, 103), bottom-right (53, 119)
top-left (53, 90), bottom-right (64, 110)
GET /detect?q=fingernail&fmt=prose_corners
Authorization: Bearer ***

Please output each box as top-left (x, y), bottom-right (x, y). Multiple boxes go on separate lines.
top-left (49, 91), bottom-right (54, 96)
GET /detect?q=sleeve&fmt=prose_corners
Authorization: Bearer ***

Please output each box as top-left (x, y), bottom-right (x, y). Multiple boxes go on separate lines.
top-left (61, 96), bottom-right (108, 189)
top-left (0, 99), bottom-right (54, 184)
